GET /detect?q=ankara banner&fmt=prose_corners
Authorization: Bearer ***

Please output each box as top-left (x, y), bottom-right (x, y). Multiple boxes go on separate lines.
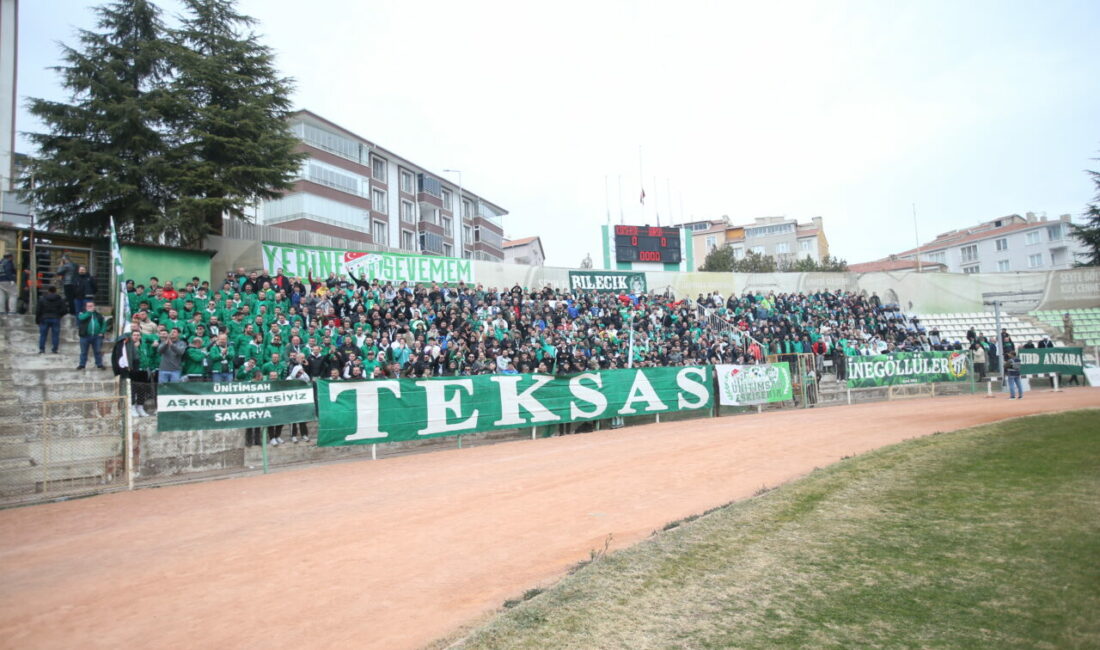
top-left (1018, 347), bottom-right (1084, 376)
top-left (315, 366), bottom-right (712, 446)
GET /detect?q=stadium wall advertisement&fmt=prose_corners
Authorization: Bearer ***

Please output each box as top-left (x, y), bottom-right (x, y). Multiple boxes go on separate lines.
top-left (260, 242), bottom-right (474, 285)
top-left (1018, 347), bottom-right (1084, 376)
top-left (157, 381), bottom-right (316, 432)
top-left (315, 366), bottom-right (712, 446)
top-left (845, 351), bottom-right (970, 388)
top-left (568, 270), bottom-right (647, 293)
top-left (715, 363), bottom-right (793, 406)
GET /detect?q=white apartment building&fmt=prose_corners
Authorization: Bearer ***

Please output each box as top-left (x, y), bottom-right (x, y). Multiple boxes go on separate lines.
top-left (503, 236), bottom-right (545, 266)
top-left (260, 110), bottom-right (507, 261)
top-left (690, 216), bottom-right (829, 263)
top-left (893, 213), bottom-right (1085, 273)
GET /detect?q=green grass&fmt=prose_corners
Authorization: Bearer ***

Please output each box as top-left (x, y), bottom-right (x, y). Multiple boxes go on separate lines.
top-left (452, 410), bottom-right (1100, 649)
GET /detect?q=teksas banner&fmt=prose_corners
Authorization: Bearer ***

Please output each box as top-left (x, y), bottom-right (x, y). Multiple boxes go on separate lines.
top-left (316, 366), bottom-right (712, 446)
top-left (261, 242), bottom-right (474, 285)
top-left (1019, 347), bottom-right (1084, 376)
top-left (715, 363), bottom-right (793, 406)
top-left (156, 381), bottom-right (316, 432)
top-left (568, 270), bottom-right (647, 294)
top-left (846, 351), bottom-right (970, 388)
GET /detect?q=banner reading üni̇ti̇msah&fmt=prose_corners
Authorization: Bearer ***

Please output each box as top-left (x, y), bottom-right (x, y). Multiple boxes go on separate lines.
top-left (715, 363), bottom-right (793, 406)
top-left (846, 351), bottom-right (970, 388)
top-left (261, 242), bottom-right (474, 285)
top-left (1018, 347), bottom-right (1084, 376)
top-left (156, 381), bottom-right (316, 432)
top-left (316, 366), bottom-right (711, 446)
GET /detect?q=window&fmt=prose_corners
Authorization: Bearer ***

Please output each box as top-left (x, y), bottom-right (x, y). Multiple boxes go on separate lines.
top-left (995, 238), bottom-right (1008, 251)
top-left (962, 265), bottom-right (979, 274)
top-left (462, 198), bottom-right (472, 219)
top-left (705, 235), bottom-right (717, 251)
top-left (294, 122), bottom-right (361, 161)
top-left (417, 174), bottom-right (442, 198)
top-left (745, 223), bottom-right (795, 238)
top-left (775, 242), bottom-right (790, 254)
top-left (400, 170), bottom-right (414, 194)
top-left (443, 243), bottom-right (453, 257)
top-left (1047, 224), bottom-right (1062, 241)
top-left (441, 216), bottom-right (452, 236)
top-left (420, 232), bottom-right (444, 254)
top-left (1028, 253), bottom-right (1042, 268)
top-left (1026, 231), bottom-right (1040, 245)
top-left (400, 200), bottom-right (414, 223)
top-left (463, 225), bottom-right (473, 245)
top-left (371, 157), bottom-right (387, 182)
top-left (371, 188), bottom-right (387, 214)
top-left (751, 246), bottom-right (765, 255)
top-left (372, 220), bottom-right (388, 246)
top-left (799, 239), bottom-right (812, 252)
top-left (997, 260), bottom-right (1010, 272)
top-left (926, 251), bottom-right (946, 265)
top-left (442, 189), bottom-right (452, 211)
top-left (960, 245), bottom-right (978, 263)
top-left (401, 230), bottom-right (416, 251)
top-left (732, 247), bottom-right (744, 259)
top-left (307, 163), bottom-right (363, 196)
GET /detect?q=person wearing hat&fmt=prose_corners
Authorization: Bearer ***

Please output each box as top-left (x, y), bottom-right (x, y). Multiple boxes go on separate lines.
top-left (0, 251), bottom-right (15, 314)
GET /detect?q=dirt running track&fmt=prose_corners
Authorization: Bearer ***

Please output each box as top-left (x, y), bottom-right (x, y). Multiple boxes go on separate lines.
top-left (1, 390), bottom-right (1097, 649)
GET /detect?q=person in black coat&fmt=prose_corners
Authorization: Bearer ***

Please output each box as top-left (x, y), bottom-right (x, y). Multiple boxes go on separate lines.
top-left (35, 286), bottom-right (66, 353)
top-left (72, 266), bottom-right (97, 319)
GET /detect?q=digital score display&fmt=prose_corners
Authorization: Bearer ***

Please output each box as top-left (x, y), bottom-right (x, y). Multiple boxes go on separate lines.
top-left (613, 225), bottom-right (682, 264)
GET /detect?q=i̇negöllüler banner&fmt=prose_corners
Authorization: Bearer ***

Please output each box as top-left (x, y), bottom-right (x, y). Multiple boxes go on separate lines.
top-left (715, 363), bottom-right (793, 406)
top-left (845, 351), bottom-right (970, 388)
top-left (156, 381), bottom-right (316, 432)
top-left (261, 242), bottom-right (474, 285)
top-left (1018, 347), bottom-right (1084, 376)
top-left (315, 366), bottom-right (712, 446)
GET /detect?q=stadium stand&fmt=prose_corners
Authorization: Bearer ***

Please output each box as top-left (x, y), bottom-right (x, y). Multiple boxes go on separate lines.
top-left (1032, 309), bottom-right (1100, 347)
top-left (914, 312), bottom-right (1052, 348)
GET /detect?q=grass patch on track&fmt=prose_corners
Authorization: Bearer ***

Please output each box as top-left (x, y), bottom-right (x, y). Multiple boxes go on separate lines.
top-left (454, 410), bottom-right (1100, 649)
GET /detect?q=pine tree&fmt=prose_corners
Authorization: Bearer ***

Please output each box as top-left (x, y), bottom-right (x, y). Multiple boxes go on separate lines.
top-left (167, 0), bottom-right (304, 246)
top-left (21, 0), bottom-right (173, 242)
top-left (1069, 164), bottom-right (1100, 267)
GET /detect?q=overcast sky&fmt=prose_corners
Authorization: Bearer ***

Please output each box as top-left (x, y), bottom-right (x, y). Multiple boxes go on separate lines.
top-left (15, 0), bottom-right (1100, 266)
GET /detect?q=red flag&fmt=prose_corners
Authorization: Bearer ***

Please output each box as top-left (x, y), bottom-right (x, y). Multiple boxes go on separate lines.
top-left (639, 188), bottom-right (646, 205)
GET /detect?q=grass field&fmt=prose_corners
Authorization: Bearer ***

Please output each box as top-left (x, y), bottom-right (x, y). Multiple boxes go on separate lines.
top-left (451, 410), bottom-right (1100, 649)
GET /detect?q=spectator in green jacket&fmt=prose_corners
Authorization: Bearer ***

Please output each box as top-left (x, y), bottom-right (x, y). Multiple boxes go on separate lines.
top-left (76, 300), bottom-right (107, 370)
top-left (181, 337), bottom-right (209, 381)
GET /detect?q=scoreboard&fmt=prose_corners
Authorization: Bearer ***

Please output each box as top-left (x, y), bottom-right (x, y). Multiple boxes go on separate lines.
top-left (613, 225), bottom-right (682, 264)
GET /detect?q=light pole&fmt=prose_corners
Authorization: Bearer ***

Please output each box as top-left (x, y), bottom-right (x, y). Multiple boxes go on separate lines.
top-left (443, 169), bottom-right (462, 256)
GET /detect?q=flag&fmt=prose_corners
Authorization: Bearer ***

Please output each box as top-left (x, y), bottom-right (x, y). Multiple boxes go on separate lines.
top-left (109, 217), bottom-right (129, 327)
top-left (639, 188), bottom-right (646, 205)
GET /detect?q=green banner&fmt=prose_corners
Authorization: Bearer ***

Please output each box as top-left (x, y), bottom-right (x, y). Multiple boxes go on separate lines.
top-left (1018, 347), bottom-right (1084, 376)
top-left (568, 270), bottom-right (647, 293)
top-left (261, 242), bottom-right (474, 285)
top-left (316, 366), bottom-right (712, 446)
top-left (846, 351), bottom-right (970, 388)
top-left (715, 363), bottom-right (792, 406)
top-left (156, 381), bottom-right (316, 432)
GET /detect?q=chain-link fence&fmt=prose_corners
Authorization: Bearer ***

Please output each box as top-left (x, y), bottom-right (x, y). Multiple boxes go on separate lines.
top-left (0, 394), bottom-right (127, 505)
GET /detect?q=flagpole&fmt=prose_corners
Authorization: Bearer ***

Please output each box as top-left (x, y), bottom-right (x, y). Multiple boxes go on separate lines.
top-left (617, 175), bottom-right (624, 225)
top-left (638, 145), bottom-right (645, 224)
top-left (666, 178), bottom-right (673, 226)
top-left (604, 175), bottom-right (610, 225)
top-left (653, 175), bottom-right (660, 226)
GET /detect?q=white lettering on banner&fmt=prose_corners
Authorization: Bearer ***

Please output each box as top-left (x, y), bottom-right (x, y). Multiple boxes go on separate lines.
top-left (569, 373), bottom-right (608, 419)
top-left (676, 367), bottom-right (710, 409)
top-left (214, 410), bottom-right (272, 422)
top-left (618, 371), bottom-right (668, 415)
top-left (331, 380), bottom-right (402, 441)
top-left (491, 375), bottom-right (561, 426)
top-left (156, 389), bottom-right (312, 412)
top-left (416, 379), bottom-right (478, 436)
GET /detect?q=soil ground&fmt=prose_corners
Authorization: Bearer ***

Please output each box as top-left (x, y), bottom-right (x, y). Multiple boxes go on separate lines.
top-left (1, 389), bottom-right (1097, 650)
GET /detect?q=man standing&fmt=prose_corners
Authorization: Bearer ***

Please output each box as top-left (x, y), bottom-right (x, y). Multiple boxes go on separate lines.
top-left (76, 300), bottom-right (107, 370)
top-left (0, 252), bottom-right (16, 314)
top-left (36, 286), bottom-right (66, 353)
top-left (1004, 351), bottom-right (1023, 399)
top-left (56, 253), bottom-right (78, 314)
top-left (157, 328), bottom-right (187, 383)
top-left (73, 265), bottom-right (97, 319)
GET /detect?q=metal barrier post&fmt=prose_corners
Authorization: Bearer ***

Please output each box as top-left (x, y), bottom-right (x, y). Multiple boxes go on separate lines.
top-left (1052, 373), bottom-right (1060, 392)
top-left (846, 387), bottom-right (852, 405)
top-left (261, 428), bottom-right (269, 474)
top-left (124, 377), bottom-right (134, 490)
top-left (371, 443), bottom-right (377, 460)
top-left (531, 427), bottom-right (536, 440)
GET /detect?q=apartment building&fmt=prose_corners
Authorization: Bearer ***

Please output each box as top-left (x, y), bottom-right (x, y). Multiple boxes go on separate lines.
top-left (889, 213), bottom-right (1085, 273)
top-left (503, 236), bottom-right (545, 266)
top-left (260, 110), bottom-right (507, 261)
top-left (692, 216), bottom-right (828, 263)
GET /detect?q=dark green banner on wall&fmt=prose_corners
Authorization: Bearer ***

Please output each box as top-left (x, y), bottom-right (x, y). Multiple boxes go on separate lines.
top-left (157, 381), bottom-right (316, 431)
top-left (316, 366), bottom-right (711, 446)
top-left (1018, 347), bottom-right (1084, 376)
top-left (568, 270), bottom-right (647, 294)
top-left (846, 351), bottom-right (970, 388)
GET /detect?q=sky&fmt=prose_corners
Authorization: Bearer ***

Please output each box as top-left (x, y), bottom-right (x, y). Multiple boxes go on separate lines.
top-left (14, 0), bottom-right (1100, 267)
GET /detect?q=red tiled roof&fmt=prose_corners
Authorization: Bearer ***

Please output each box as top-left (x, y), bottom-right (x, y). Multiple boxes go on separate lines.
top-left (894, 221), bottom-right (1039, 257)
top-left (503, 236), bottom-right (539, 248)
top-left (848, 259), bottom-right (946, 273)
